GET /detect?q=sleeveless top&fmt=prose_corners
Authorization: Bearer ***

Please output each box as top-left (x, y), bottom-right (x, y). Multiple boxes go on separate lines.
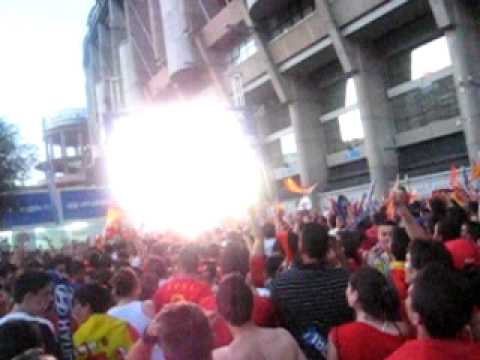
top-left (330, 321), bottom-right (406, 360)
top-left (108, 301), bottom-right (151, 335)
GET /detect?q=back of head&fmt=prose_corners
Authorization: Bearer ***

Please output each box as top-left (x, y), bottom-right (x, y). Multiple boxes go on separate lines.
top-left (216, 274), bottom-right (253, 327)
top-left (112, 268), bottom-right (139, 298)
top-left (13, 271), bottom-right (51, 304)
top-left (339, 230), bottom-right (361, 260)
top-left (409, 240), bottom-right (453, 271)
top-left (220, 241), bottom-right (249, 278)
top-left (391, 228), bottom-right (410, 261)
top-left (412, 263), bottom-right (473, 339)
top-left (262, 222), bottom-right (276, 239)
top-left (0, 320), bottom-right (43, 360)
top-left (157, 302), bottom-right (213, 360)
top-left (143, 256), bottom-right (167, 279)
top-left (74, 284), bottom-right (112, 313)
top-left (436, 217), bottom-right (462, 242)
top-left (350, 267), bottom-right (400, 321)
top-left (178, 247), bottom-right (199, 274)
top-left (301, 223), bottom-right (330, 260)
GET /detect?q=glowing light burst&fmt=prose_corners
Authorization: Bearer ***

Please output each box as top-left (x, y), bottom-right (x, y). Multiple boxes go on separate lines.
top-left (106, 100), bottom-right (262, 236)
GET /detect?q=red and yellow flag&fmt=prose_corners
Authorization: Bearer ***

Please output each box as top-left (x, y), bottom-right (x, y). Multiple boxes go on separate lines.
top-left (283, 177), bottom-right (317, 195)
top-left (471, 162), bottom-right (480, 181)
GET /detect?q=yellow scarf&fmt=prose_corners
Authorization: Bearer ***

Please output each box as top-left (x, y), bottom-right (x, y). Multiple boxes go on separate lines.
top-left (74, 314), bottom-right (135, 360)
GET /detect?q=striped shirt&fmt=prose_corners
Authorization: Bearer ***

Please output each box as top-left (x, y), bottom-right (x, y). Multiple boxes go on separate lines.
top-left (271, 262), bottom-right (353, 359)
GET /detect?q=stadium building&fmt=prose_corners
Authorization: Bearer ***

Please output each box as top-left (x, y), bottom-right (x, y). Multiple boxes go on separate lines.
top-left (83, 0), bottom-right (480, 206)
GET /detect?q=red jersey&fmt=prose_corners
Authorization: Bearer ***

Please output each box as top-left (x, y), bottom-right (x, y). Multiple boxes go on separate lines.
top-left (330, 322), bottom-right (406, 360)
top-left (386, 338), bottom-right (480, 360)
top-left (250, 255), bottom-right (265, 288)
top-left (445, 239), bottom-right (480, 270)
top-left (153, 275), bottom-right (213, 312)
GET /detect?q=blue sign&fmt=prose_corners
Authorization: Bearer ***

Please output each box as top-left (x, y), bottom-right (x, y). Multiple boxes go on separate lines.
top-left (1, 192), bottom-right (56, 227)
top-left (1, 188), bottom-right (110, 228)
top-left (61, 188), bottom-right (110, 221)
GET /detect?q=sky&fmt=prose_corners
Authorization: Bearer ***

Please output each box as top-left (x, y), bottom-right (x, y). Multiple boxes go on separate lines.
top-left (0, 0), bottom-right (94, 178)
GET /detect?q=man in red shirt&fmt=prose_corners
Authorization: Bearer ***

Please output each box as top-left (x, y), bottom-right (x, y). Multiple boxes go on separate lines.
top-left (387, 264), bottom-right (480, 360)
top-left (153, 247), bottom-right (213, 312)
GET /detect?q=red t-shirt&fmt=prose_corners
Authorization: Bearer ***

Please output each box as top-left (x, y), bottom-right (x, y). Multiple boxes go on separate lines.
top-left (445, 238), bottom-right (480, 270)
top-left (330, 322), bottom-right (406, 360)
top-left (250, 255), bottom-right (265, 288)
top-left (386, 338), bottom-right (480, 360)
top-left (153, 275), bottom-right (213, 312)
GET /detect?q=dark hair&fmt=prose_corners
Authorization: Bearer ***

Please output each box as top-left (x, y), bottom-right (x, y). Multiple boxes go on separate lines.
top-left (216, 274), bottom-right (253, 326)
top-left (436, 217), bottom-right (462, 242)
top-left (372, 209), bottom-right (387, 226)
top-left (140, 273), bottom-right (160, 300)
top-left (220, 241), bottom-right (249, 278)
top-left (287, 230), bottom-right (299, 258)
top-left (409, 240), bottom-right (453, 271)
top-left (50, 255), bottom-right (72, 274)
top-left (350, 267), bottom-right (400, 321)
top-left (391, 228), bottom-right (410, 261)
top-left (265, 255), bottom-right (284, 278)
top-left (112, 268), bottom-right (139, 298)
top-left (339, 231), bottom-right (361, 261)
top-left (157, 303), bottom-right (213, 360)
top-left (262, 222), bottom-right (276, 239)
top-left (468, 201), bottom-right (479, 216)
top-left (13, 272), bottom-right (51, 304)
top-left (143, 256), bottom-right (167, 279)
top-left (178, 247), bottom-right (199, 274)
top-left (301, 223), bottom-right (330, 260)
top-left (412, 264), bottom-right (473, 339)
top-left (0, 320), bottom-right (44, 360)
top-left (74, 284), bottom-right (112, 313)
top-left (465, 221), bottom-right (480, 241)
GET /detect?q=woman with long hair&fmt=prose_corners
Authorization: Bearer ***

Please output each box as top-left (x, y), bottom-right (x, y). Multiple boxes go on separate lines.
top-left (327, 267), bottom-right (408, 360)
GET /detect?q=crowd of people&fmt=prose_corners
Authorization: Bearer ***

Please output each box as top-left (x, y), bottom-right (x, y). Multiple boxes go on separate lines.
top-left (1, 186), bottom-right (480, 360)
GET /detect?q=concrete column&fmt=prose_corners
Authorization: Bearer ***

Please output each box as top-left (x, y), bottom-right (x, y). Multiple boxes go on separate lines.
top-left (352, 42), bottom-right (398, 198)
top-left (60, 132), bottom-right (68, 174)
top-left (287, 77), bottom-right (328, 193)
top-left (430, 0), bottom-right (480, 163)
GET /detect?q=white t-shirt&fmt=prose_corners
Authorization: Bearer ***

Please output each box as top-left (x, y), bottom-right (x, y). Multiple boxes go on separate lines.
top-left (264, 238), bottom-right (276, 257)
top-left (108, 301), bottom-right (151, 335)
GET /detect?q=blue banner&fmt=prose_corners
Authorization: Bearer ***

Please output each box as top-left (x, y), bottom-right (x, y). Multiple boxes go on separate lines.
top-left (1, 188), bottom-right (110, 228)
top-left (2, 192), bottom-right (56, 227)
top-left (61, 188), bottom-right (110, 221)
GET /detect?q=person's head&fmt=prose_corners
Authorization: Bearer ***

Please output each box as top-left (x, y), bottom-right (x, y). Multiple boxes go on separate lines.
top-left (13, 272), bottom-right (52, 316)
top-left (143, 256), bottom-right (167, 280)
top-left (265, 255), bottom-right (284, 280)
top-left (216, 274), bottom-right (253, 327)
top-left (377, 222), bottom-right (396, 253)
top-left (300, 223), bottom-right (330, 262)
top-left (339, 230), bottom-right (361, 262)
top-left (157, 303), bottom-right (213, 360)
top-left (50, 255), bottom-right (72, 279)
top-left (405, 240), bottom-right (453, 284)
top-left (219, 241), bottom-right (249, 278)
top-left (112, 267), bottom-right (140, 300)
top-left (407, 264), bottom-right (473, 339)
top-left (262, 222), bottom-right (276, 239)
top-left (434, 216), bottom-right (463, 242)
top-left (462, 221), bottom-right (480, 243)
top-left (391, 227), bottom-right (410, 262)
top-left (347, 267), bottom-right (400, 322)
top-left (468, 201), bottom-right (479, 219)
top-left (73, 284), bottom-right (112, 325)
top-left (178, 247), bottom-right (200, 274)
top-left (0, 320), bottom-right (44, 360)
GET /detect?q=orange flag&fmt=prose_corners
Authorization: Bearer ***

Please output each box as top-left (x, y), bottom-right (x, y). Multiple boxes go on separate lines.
top-left (283, 177), bottom-right (317, 195)
top-left (471, 162), bottom-right (480, 181)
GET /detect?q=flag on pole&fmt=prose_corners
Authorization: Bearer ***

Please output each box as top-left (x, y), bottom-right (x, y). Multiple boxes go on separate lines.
top-left (283, 177), bottom-right (317, 195)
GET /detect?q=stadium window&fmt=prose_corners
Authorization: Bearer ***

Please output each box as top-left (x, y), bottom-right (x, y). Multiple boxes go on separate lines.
top-left (411, 37), bottom-right (451, 80)
top-left (338, 79), bottom-right (364, 142)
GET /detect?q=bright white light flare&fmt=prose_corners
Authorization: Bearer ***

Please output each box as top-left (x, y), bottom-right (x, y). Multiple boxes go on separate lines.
top-left (106, 100), bottom-right (262, 236)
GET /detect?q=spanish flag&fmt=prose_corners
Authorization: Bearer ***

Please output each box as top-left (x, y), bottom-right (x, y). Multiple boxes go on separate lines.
top-left (283, 177), bottom-right (317, 195)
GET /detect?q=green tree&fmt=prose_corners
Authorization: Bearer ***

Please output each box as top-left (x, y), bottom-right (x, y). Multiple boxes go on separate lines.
top-left (0, 118), bottom-right (37, 215)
